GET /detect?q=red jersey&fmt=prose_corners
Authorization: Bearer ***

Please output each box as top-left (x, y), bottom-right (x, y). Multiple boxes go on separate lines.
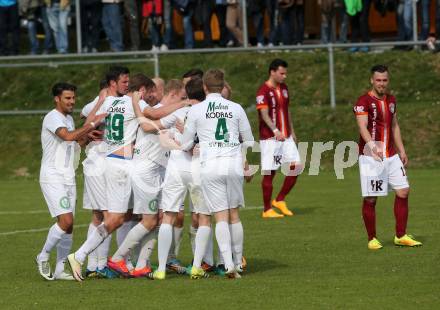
top-left (353, 91), bottom-right (397, 157)
top-left (256, 82), bottom-right (291, 140)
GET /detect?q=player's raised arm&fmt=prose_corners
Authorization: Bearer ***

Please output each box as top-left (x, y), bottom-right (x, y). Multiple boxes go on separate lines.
top-left (131, 91), bottom-right (164, 133)
top-left (392, 113), bottom-right (408, 166)
top-left (142, 99), bottom-right (190, 120)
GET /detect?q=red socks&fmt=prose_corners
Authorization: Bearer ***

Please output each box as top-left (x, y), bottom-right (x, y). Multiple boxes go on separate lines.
top-left (394, 196), bottom-right (408, 238)
top-left (362, 199), bottom-right (377, 241)
top-left (276, 176), bottom-right (298, 202)
top-left (262, 172), bottom-right (275, 212)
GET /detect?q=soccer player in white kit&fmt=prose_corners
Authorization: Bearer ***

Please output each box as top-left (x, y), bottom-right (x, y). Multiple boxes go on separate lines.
top-left (36, 82), bottom-right (106, 280)
top-left (68, 74), bottom-right (190, 281)
top-left (108, 79), bottom-right (189, 277)
top-left (181, 69), bottom-right (254, 279)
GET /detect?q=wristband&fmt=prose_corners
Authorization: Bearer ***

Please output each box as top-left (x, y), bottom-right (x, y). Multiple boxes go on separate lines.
top-left (272, 128), bottom-right (280, 133)
top-left (90, 122), bottom-right (95, 128)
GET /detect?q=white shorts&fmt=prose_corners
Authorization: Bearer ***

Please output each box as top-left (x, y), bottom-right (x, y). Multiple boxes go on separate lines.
top-left (104, 156), bottom-right (133, 213)
top-left (161, 166), bottom-right (208, 215)
top-left (200, 158), bottom-right (244, 213)
top-left (359, 154), bottom-right (409, 197)
top-left (260, 136), bottom-right (301, 171)
top-left (83, 174), bottom-right (106, 211)
top-left (131, 160), bottom-right (162, 215)
top-left (40, 182), bottom-right (76, 218)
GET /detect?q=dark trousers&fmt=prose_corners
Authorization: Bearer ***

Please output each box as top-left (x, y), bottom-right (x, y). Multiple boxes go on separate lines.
top-left (350, 0), bottom-right (371, 43)
top-left (215, 4), bottom-right (228, 46)
top-left (280, 4), bottom-right (304, 45)
top-left (0, 3), bottom-right (20, 55)
top-left (81, 2), bottom-right (102, 50)
top-left (200, 0), bottom-right (215, 47)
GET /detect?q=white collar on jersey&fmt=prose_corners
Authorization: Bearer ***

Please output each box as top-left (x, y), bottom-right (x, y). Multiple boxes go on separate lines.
top-left (206, 93), bottom-right (222, 99)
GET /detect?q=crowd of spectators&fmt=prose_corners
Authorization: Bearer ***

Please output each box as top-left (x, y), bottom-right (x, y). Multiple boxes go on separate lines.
top-left (0, 0), bottom-right (439, 56)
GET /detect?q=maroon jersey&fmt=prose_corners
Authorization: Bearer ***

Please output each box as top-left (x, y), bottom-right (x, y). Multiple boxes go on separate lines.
top-left (353, 91), bottom-right (397, 157)
top-left (256, 82), bottom-right (291, 140)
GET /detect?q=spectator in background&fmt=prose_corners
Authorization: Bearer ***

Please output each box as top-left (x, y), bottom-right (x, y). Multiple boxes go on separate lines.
top-left (226, 0), bottom-right (243, 46)
top-left (143, 0), bottom-right (165, 51)
top-left (174, 0), bottom-right (195, 49)
top-left (102, 0), bottom-right (124, 51)
top-left (266, 0), bottom-right (279, 47)
top-left (80, 0), bottom-right (101, 53)
top-left (45, 0), bottom-right (70, 54)
top-left (215, 0), bottom-right (229, 47)
top-left (20, 0), bottom-right (49, 54)
top-left (348, 0), bottom-right (371, 52)
top-left (395, 0), bottom-right (412, 50)
top-left (198, 0), bottom-right (215, 48)
top-left (279, 0), bottom-right (304, 45)
top-left (419, 0), bottom-right (431, 41)
top-left (248, 0), bottom-right (265, 47)
top-left (124, 0), bottom-right (140, 51)
top-left (0, 0), bottom-right (20, 55)
top-left (162, 0), bottom-right (173, 49)
top-left (319, 0), bottom-right (348, 44)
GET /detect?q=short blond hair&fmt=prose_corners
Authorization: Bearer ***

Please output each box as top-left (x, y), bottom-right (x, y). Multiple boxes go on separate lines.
top-left (203, 69), bottom-right (225, 93)
top-left (164, 79), bottom-right (184, 95)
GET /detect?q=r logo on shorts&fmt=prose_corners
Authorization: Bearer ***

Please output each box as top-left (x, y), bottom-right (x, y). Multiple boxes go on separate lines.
top-left (59, 197), bottom-right (71, 210)
top-left (148, 199), bottom-right (158, 212)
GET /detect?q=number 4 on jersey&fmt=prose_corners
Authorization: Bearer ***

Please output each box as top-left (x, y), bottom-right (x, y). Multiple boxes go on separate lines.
top-left (215, 118), bottom-right (229, 142)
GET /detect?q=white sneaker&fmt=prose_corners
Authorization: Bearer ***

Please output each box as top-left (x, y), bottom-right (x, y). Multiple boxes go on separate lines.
top-left (54, 271), bottom-right (75, 281)
top-left (151, 46), bottom-right (159, 52)
top-left (225, 267), bottom-right (241, 279)
top-left (257, 42), bottom-right (264, 48)
top-left (35, 255), bottom-right (54, 281)
top-left (226, 40), bottom-right (234, 47)
top-left (160, 44), bottom-right (168, 51)
top-left (67, 253), bottom-right (84, 282)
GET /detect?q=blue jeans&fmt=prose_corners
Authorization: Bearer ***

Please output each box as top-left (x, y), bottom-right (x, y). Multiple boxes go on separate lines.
top-left (419, 0), bottom-right (431, 40)
top-left (398, 0), bottom-right (413, 40)
top-left (46, 3), bottom-right (69, 53)
top-left (149, 18), bottom-right (161, 47)
top-left (182, 9), bottom-right (194, 49)
top-left (266, 0), bottom-right (278, 44)
top-left (163, 0), bottom-right (174, 48)
top-left (41, 6), bottom-right (53, 51)
top-left (27, 18), bottom-right (39, 54)
top-left (252, 12), bottom-right (264, 45)
top-left (102, 3), bottom-right (124, 52)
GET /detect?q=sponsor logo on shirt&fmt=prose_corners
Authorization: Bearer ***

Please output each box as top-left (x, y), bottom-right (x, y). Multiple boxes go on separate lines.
top-left (206, 102), bottom-right (233, 119)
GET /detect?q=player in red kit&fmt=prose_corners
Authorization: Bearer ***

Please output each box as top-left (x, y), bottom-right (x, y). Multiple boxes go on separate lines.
top-left (354, 65), bottom-right (422, 250)
top-left (256, 59), bottom-right (301, 219)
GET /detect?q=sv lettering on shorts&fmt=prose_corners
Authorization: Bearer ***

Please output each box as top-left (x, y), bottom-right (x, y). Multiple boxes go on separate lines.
top-left (149, 199), bottom-right (158, 212)
top-left (370, 180), bottom-right (384, 192)
top-left (274, 155), bottom-right (282, 165)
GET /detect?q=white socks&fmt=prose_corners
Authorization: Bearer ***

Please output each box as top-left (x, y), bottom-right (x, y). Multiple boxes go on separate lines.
top-left (136, 227), bottom-right (157, 269)
top-left (38, 223), bottom-right (65, 261)
top-left (173, 226), bottom-right (184, 258)
top-left (189, 225), bottom-right (197, 255)
top-left (230, 222), bottom-right (244, 266)
top-left (113, 223), bottom-right (149, 261)
top-left (75, 223), bottom-right (109, 264)
top-left (54, 233), bottom-right (72, 276)
top-left (116, 221), bottom-right (134, 247)
top-left (203, 228), bottom-right (214, 267)
top-left (97, 234), bottom-right (112, 269)
top-left (193, 226), bottom-right (211, 268)
top-left (86, 223), bottom-right (98, 271)
top-left (157, 224), bottom-right (173, 272)
top-left (215, 221), bottom-right (234, 272)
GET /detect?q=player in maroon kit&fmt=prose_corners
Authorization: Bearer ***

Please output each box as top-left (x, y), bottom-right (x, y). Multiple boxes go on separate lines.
top-left (354, 64), bottom-right (422, 250)
top-left (256, 59), bottom-right (301, 218)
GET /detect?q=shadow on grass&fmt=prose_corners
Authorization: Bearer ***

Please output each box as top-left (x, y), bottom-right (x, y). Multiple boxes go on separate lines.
top-left (243, 258), bottom-right (289, 275)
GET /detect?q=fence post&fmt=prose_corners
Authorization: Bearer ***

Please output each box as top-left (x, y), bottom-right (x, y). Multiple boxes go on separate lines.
top-left (75, 0), bottom-right (82, 54)
top-left (241, 0), bottom-right (249, 48)
top-left (328, 44), bottom-right (336, 109)
top-left (412, 0), bottom-right (418, 49)
top-left (153, 52), bottom-right (160, 77)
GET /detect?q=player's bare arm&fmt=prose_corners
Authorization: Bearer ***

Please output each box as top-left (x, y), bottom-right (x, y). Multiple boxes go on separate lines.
top-left (55, 112), bottom-right (106, 143)
top-left (356, 114), bottom-right (382, 161)
top-left (259, 107), bottom-right (285, 141)
top-left (287, 111), bottom-right (297, 143)
top-left (392, 113), bottom-right (408, 166)
top-left (142, 98), bottom-right (191, 120)
top-left (131, 91), bottom-right (164, 133)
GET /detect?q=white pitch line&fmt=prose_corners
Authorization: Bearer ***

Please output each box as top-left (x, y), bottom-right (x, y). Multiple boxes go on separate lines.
top-left (0, 206), bottom-right (263, 236)
top-left (0, 224), bottom-right (89, 236)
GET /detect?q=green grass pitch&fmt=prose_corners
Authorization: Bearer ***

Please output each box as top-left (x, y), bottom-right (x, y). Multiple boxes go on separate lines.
top-left (0, 168), bottom-right (439, 309)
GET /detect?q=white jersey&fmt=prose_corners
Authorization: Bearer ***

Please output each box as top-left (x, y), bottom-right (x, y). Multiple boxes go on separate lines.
top-left (132, 102), bottom-right (180, 167)
top-left (81, 96), bottom-right (99, 118)
top-left (40, 109), bottom-right (78, 185)
top-left (98, 95), bottom-right (146, 155)
top-left (182, 93), bottom-right (253, 164)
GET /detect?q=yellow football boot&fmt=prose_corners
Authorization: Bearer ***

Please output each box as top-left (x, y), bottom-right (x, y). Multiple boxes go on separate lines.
top-left (272, 200), bottom-right (293, 216)
top-left (394, 234), bottom-right (422, 247)
top-left (367, 238), bottom-right (383, 250)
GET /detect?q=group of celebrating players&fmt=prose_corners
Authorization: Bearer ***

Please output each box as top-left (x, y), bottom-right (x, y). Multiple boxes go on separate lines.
top-left (35, 58), bottom-right (422, 283)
